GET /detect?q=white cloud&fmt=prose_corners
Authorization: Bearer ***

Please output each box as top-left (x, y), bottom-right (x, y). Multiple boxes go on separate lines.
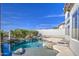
top-left (45, 13), bottom-right (65, 18)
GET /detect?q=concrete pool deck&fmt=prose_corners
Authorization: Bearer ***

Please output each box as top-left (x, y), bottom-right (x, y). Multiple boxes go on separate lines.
top-left (42, 37), bottom-right (75, 56)
top-left (12, 48), bottom-right (58, 56)
top-left (53, 45), bottom-right (74, 56)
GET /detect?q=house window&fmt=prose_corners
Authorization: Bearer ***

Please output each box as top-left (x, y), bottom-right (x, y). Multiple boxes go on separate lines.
top-left (72, 7), bottom-right (79, 41)
top-left (72, 10), bottom-right (77, 39)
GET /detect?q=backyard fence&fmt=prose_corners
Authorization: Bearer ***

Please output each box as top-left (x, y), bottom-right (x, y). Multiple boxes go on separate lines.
top-left (37, 29), bottom-right (65, 38)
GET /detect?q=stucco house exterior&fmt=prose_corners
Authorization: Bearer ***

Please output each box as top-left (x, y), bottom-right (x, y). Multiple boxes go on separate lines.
top-left (64, 3), bottom-right (79, 55)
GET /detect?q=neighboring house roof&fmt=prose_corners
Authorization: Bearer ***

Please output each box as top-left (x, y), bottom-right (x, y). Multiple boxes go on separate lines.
top-left (53, 23), bottom-right (65, 29)
top-left (58, 23), bottom-right (65, 28)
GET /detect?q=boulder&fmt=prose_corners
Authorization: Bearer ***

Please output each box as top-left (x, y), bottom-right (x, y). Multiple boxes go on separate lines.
top-left (14, 48), bottom-right (23, 53)
top-left (13, 48), bottom-right (25, 55)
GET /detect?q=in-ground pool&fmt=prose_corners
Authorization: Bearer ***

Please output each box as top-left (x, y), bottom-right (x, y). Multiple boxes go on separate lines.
top-left (12, 38), bottom-right (43, 51)
top-left (12, 38), bottom-right (58, 56)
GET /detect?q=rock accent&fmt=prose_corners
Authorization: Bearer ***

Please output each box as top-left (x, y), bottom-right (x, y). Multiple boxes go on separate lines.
top-left (13, 48), bottom-right (25, 55)
top-left (43, 41), bottom-right (56, 50)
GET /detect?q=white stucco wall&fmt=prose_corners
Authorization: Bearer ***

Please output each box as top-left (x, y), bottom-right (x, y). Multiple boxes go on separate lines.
top-left (37, 29), bottom-right (65, 38)
top-left (69, 4), bottom-right (79, 55)
top-left (70, 39), bottom-right (79, 55)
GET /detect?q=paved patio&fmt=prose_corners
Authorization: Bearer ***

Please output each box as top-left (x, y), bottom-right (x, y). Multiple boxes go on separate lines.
top-left (53, 45), bottom-right (74, 56)
top-left (12, 48), bottom-right (58, 56)
top-left (42, 37), bottom-right (75, 56)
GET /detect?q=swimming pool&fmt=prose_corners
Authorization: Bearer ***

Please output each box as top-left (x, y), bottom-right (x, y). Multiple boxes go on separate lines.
top-left (12, 39), bottom-right (43, 51)
top-left (12, 39), bottom-right (58, 56)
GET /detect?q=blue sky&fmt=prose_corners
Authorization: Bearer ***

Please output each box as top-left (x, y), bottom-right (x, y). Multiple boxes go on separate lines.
top-left (1, 3), bottom-right (65, 31)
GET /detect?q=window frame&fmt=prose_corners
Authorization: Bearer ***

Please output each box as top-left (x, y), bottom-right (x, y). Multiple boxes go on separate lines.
top-left (72, 7), bottom-right (79, 41)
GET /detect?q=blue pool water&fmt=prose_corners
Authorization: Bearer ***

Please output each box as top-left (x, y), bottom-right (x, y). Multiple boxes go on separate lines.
top-left (12, 39), bottom-right (43, 51)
